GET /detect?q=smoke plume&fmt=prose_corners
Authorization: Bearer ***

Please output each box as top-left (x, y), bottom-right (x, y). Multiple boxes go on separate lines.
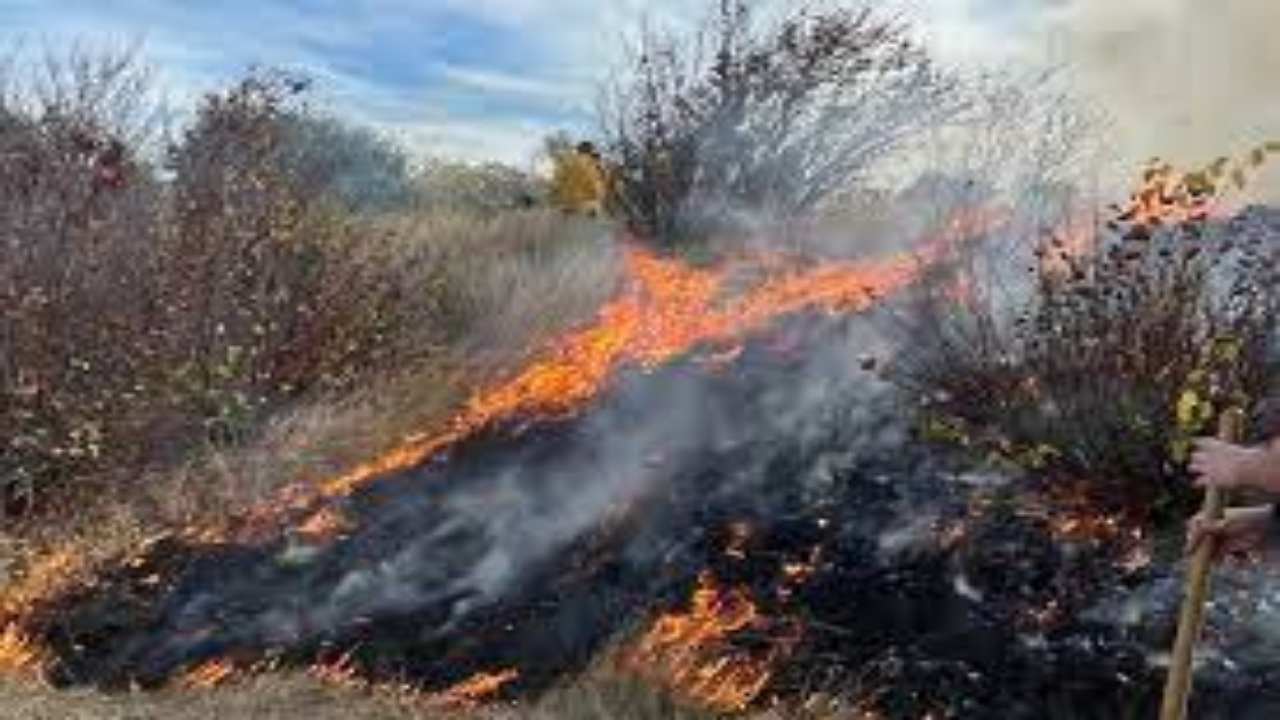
top-left (1041, 0), bottom-right (1280, 199)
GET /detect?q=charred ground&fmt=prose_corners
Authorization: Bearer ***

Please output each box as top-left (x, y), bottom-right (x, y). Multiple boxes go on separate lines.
top-left (16, 312), bottom-right (1280, 718)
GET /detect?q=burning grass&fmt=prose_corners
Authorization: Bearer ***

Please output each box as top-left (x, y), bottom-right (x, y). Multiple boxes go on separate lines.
top-left (614, 571), bottom-right (803, 712)
top-left (316, 207), bottom-right (1004, 502)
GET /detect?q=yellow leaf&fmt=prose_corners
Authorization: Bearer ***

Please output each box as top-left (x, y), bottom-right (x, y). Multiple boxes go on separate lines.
top-left (1176, 389), bottom-right (1200, 427)
top-left (1184, 172), bottom-right (1214, 196)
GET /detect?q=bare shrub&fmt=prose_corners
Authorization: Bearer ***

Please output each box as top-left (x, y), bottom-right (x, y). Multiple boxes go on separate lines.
top-left (599, 0), bottom-right (963, 245)
top-left (0, 51), bottom-right (620, 522)
top-left (0, 44), bottom-right (166, 513)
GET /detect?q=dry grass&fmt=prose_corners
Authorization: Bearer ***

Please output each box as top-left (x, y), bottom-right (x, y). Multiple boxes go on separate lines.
top-left (0, 673), bottom-right (718, 720)
top-left (0, 670), bottom-right (907, 719)
top-left (0, 206), bottom-right (620, 622)
top-left (0, 673), bottom-right (432, 720)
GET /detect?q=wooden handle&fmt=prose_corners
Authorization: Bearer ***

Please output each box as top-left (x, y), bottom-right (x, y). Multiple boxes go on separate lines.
top-left (1160, 407), bottom-right (1244, 720)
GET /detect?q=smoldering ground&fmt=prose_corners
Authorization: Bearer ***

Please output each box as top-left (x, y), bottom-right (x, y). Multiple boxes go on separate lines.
top-left (39, 311), bottom-right (915, 687)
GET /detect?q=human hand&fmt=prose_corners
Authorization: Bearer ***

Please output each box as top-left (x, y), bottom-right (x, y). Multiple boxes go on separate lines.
top-left (1185, 505), bottom-right (1273, 558)
top-left (1189, 438), bottom-right (1266, 491)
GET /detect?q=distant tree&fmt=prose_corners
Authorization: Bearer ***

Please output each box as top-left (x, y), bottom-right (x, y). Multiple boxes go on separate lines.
top-left (599, 0), bottom-right (965, 244)
top-left (276, 114), bottom-right (414, 213)
top-left (414, 158), bottom-right (548, 216)
top-left (541, 130), bottom-right (575, 161)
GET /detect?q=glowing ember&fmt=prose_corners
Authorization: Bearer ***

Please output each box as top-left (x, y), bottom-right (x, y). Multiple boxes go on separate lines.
top-left (306, 651), bottom-right (518, 710)
top-left (778, 546), bottom-right (824, 600)
top-left (617, 571), bottom-right (800, 712)
top-left (307, 651), bottom-right (363, 689)
top-left (179, 658), bottom-right (238, 689)
top-left (0, 624), bottom-right (47, 676)
top-left (294, 506), bottom-right (355, 544)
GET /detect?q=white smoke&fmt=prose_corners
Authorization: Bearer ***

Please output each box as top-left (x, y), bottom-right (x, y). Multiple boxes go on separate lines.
top-left (944, 0), bottom-right (1280, 201)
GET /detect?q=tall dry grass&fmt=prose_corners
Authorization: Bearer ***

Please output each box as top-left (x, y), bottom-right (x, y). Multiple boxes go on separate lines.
top-left (0, 51), bottom-right (619, 580)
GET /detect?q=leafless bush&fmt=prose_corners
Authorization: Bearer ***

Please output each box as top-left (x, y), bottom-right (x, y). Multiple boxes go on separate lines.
top-left (0, 44), bottom-right (166, 512)
top-left (599, 0), bottom-right (964, 245)
top-left (0, 51), bottom-right (619, 521)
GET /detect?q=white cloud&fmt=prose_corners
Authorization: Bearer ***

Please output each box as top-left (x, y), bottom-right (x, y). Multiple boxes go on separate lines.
top-left (437, 63), bottom-right (575, 102)
top-left (0, 0), bottom-right (1091, 167)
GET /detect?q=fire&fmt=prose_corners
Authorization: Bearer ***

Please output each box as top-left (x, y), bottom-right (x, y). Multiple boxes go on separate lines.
top-left (294, 506), bottom-right (355, 544)
top-left (0, 209), bottom-right (1000, 692)
top-left (318, 208), bottom-right (1005, 500)
top-left (306, 650), bottom-right (517, 710)
top-left (431, 668), bottom-right (520, 708)
top-left (0, 547), bottom-right (88, 676)
top-left (179, 658), bottom-right (238, 689)
top-left (0, 624), bottom-right (47, 677)
top-left (616, 571), bottom-right (801, 712)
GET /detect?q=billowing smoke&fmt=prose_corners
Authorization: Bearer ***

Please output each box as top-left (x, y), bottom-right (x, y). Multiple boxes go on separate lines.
top-left (1039, 0), bottom-right (1280, 199)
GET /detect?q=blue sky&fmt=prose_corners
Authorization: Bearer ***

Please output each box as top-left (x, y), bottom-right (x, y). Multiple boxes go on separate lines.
top-left (0, 1), bottom-right (1038, 167)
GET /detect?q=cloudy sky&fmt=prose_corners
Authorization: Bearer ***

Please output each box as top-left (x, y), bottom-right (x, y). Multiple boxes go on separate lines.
top-left (1, 0), bottom-right (1276, 177)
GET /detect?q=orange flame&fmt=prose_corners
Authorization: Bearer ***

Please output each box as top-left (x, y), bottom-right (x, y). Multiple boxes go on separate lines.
top-left (0, 547), bottom-right (88, 676)
top-left (431, 668), bottom-right (520, 708)
top-left (179, 658), bottom-right (238, 689)
top-left (318, 209), bottom-right (1005, 501)
top-left (294, 506), bottom-right (355, 544)
top-left (0, 624), bottom-right (48, 677)
top-left (617, 571), bottom-right (801, 712)
top-left (306, 650), bottom-right (517, 710)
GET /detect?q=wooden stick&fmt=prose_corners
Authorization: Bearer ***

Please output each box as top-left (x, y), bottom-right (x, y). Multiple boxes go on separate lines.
top-left (1159, 407), bottom-right (1243, 720)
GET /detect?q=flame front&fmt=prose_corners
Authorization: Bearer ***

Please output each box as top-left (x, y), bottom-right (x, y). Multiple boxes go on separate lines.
top-left (431, 668), bottom-right (520, 708)
top-left (0, 209), bottom-right (1001, 690)
top-left (0, 548), bottom-right (85, 677)
top-left (318, 209), bottom-right (1004, 500)
top-left (0, 624), bottom-right (47, 677)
